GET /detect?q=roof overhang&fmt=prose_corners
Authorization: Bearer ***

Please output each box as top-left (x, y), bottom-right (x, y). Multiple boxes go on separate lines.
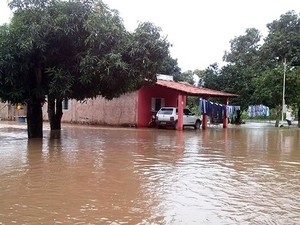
top-left (156, 79), bottom-right (238, 98)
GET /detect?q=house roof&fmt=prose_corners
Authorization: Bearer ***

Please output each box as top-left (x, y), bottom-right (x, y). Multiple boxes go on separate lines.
top-left (156, 79), bottom-right (238, 98)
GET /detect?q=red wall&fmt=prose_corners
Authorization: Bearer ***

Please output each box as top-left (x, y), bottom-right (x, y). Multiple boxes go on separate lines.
top-left (137, 85), bottom-right (186, 127)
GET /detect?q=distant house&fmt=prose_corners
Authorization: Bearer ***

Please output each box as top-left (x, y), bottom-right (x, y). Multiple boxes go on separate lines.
top-left (1, 75), bottom-right (237, 129)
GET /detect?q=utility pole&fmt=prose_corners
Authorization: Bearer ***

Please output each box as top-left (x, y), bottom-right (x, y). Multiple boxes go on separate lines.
top-left (281, 57), bottom-right (287, 126)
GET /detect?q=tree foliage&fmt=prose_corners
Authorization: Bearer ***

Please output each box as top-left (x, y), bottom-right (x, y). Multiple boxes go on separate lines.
top-left (261, 11), bottom-right (300, 63)
top-left (256, 10), bottom-right (300, 125)
top-left (201, 63), bottom-right (220, 90)
top-left (202, 11), bottom-right (300, 126)
top-left (173, 70), bottom-right (195, 84)
top-left (0, 0), bottom-right (177, 137)
top-left (159, 56), bottom-right (181, 77)
top-left (223, 28), bottom-right (262, 66)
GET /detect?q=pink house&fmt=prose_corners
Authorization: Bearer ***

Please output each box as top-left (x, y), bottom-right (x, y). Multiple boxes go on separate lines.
top-left (1, 75), bottom-right (237, 130)
top-left (43, 75), bottom-right (237, 130)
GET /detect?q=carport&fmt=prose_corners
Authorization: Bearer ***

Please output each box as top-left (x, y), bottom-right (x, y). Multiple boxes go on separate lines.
top-left (154, 79), bottom-right (238, 130)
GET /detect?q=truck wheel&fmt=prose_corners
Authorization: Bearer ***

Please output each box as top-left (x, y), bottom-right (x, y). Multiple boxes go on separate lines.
top-left (194, 120), bottom-right (201, 129)
top-left (174, 121), bottom-right (178, 130)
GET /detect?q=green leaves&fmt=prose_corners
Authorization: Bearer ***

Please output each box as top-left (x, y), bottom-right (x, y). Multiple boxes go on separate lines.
top-left (262, 10), bottom-right (300, 62)
top-left (201, 10), bottom-right (300, 114)
top-left (1, 0), bottom-right (175, 105)
top-left (223, 28), bottom-right (261, 66)
top-left (46, 67), bottom-right (74, 98)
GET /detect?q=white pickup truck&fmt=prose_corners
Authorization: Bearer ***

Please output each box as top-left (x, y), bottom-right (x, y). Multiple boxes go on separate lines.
top-left (155, 107), bottom-right (202, 129)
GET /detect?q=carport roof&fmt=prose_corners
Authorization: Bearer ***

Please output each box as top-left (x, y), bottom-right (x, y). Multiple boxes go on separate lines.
top-left (156, 79), bottom-right (238, 98)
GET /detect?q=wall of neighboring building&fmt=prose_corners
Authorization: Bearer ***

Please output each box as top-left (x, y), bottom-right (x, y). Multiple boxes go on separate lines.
top-left (42, 92), bottom-right (138, 127)
top-left (0, 102), bottom-right (7, 120)
top-left (0, 102), bottom-right (26, 121)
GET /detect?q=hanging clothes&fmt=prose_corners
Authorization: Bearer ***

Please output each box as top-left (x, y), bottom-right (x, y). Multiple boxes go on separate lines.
top-left (199, 98), bottom-right (240, 123)
top-left (247, 105), bottom-right (269, 117)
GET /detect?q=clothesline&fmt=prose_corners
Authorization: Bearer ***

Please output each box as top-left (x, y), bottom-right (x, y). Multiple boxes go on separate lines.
top-left (198, 98), bottom-right (240, 119)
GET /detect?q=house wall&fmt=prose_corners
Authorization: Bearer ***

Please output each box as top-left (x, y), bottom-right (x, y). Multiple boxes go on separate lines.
top-left (42, 92), bottom-right (138, 126)
top-left (137, 85), bottom-right (187, 127)
top-left (0, 102), bottom-right (26, 121)
top-left (0, 102), bottom-right (7, 120)
top-left (1, 83), bottom-right (188, 128)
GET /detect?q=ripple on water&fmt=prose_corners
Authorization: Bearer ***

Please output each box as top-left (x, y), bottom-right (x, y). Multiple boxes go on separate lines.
top-left (1, 124), bottom-right (300, 224)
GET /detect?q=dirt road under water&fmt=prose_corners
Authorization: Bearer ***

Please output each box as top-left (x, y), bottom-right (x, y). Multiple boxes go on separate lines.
top-left (1, 122), bottom-right (300, 224)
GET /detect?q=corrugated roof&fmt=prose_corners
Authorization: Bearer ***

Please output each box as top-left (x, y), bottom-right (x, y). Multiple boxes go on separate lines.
top-left (156, 79), bottom-right (238, 97)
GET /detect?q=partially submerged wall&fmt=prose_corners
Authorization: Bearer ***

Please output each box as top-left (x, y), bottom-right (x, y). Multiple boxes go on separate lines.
top-left (42, 92), bottom-right (138, 127)
top-left (0, 102), bottom-right (26, 121)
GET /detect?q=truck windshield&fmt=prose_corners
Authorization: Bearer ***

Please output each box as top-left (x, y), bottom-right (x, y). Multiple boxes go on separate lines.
top-left (158, 108), bottom-right (173, 115)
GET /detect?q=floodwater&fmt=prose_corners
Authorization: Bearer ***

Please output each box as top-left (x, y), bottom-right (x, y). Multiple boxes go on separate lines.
top-left (1, 122), bottom-right (300, 225)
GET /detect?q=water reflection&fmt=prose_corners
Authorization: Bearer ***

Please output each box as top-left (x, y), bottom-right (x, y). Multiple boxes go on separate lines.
top-left (0, 122), bottom-right (300, 224)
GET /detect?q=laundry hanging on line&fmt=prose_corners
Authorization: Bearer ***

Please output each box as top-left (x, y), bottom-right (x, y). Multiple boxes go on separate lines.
top-left (198, 98), bottom-right (240, 119)
top-left (199, 98), bottom-right (225, 118)
top-left (247, 105), bottom-right (269, 117)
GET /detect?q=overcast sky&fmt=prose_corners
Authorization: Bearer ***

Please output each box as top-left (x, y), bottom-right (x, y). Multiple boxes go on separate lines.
top-left (1, 0), bottom-right (299, 71)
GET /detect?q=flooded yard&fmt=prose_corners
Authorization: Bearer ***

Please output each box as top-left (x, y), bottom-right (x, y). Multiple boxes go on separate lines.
top-left (1, 122), bottom-right (300, 224)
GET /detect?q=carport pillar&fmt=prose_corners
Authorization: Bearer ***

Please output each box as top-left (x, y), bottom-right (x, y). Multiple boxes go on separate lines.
top-left (223, 97), bottom-right (229, 128)
top-left (202, 96), bottom-right (208, 130)
top-left (177, 94), bottom-right (184, 131)
top-left (202, 114), bottom-right (207, 129)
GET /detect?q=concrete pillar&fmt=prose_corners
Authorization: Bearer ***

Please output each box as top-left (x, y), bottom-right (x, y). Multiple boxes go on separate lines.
top-left (177, 94), bottom-right (184, 131)
top-left (202, 96), bottom-right (208, 129)
top-left (223, 97), bottom-right (229, 128)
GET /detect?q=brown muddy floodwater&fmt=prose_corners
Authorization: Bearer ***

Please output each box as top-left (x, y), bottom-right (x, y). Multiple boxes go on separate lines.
top-left (1, 121), bottom-right (300, 225)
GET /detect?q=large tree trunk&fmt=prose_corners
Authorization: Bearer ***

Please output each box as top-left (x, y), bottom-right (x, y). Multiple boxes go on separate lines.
top-left (26, 98), bottom-right (43, 138)
top-left (48, 97), bottom-right (63, 130)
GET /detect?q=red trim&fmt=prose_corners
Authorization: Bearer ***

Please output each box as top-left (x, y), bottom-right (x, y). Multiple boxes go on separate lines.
top-left (177, 94), bottom-right (184, 131)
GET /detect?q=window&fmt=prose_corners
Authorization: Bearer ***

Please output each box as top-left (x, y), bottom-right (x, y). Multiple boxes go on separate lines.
top-left (184, 109), bottom-right (192, 115)
top-left (63, 99), bottom-right (70, 110)
top-left (158, 108), bottom-right (173, 115)
top-left (151, 98), bottom-right (165, 112)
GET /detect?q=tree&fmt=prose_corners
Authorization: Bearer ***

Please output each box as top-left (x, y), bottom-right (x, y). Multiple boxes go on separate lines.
top-left (203, 29), bottom-right (262, 101)
top-left (0, 7), bottom-right (47, 138)
top-left (159, 55), bottom-right (181, 76)
top-left (221, 28), bottom-right (262, 110)
top-left (258, 10), bottom-right (300, 126)
top-left (173, 70), bottom-right (195, 85)
top-left (46, 2), bottom-right (174, 130)
top-left (260, 11), bottom-right (300, 64)
top-left (0, 0), bottom-right (174, 138)
top-left (201, 63), bottom-right (221, 90)
top-left (201, 11), bottom-right (300, 127)
top-left (223, 28), bottom-right (262, 66)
